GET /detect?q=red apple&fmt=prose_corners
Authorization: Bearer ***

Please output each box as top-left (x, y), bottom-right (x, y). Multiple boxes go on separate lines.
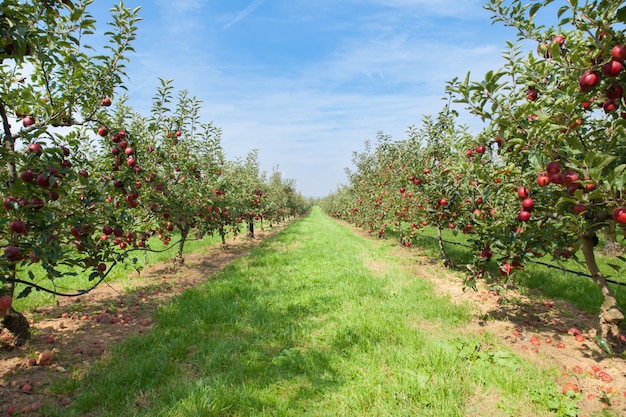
top-left (552, 35), bottom-right (565, 45)
top-left (101, 97), bottom-right (112, 106)
top-left (612, 45), bottom-right (626, 61)
top-left (546, 161), bottom-right (562, 175)
top-left (579, 71), bottom-right (600, 92)
top-left (603, 100), bottom-right (619, 113)
top-left (9, 220), bottom-right (27, 235)
top-left (36, 173), bottom-right (51, 188)
top-left (125, 147), bottom-right (134, 155)
top-left (517, 187), bottom-right (529, 199)
top-left (519, 210), bottom-right (531, 222)
top-left (536, 174), bottom-right (550, 187)
top-left (103, 225), bottom-right (113, 235)
top-left (603, 60), bottom-right (623, 77)
top-left (27, 143), bottom-right (43, 156)
top-left (438, 198), bottom-right (447, 206)
top-left (606, 84), bottom-right (624, 100)
top-left (4, 246), bottom-right (20, 261)
top-left (521, 198), bottom-right (534, 210)
top-left (527, 88), bottom-right (538, 101)
top-left (97, 263), bottom-right (107, 272)
top-left (475, 145), bottom-right (486, 154)
top-left (126, 157), bottom-right (136, 167)
top-left (0, 295), bottom-right (12, 310)
top-left (573, 204), bottom-right (587, 215)
top-left (20, 169), bottom-right (35, 183)
top-left (612, 207), bottom-right (626, 224)
top-left (22, 116), bottom-right (35, 127)
top-left (499, 263), bottom-right (513, 276)
top-left (97, 126), bottom-right (109, 137)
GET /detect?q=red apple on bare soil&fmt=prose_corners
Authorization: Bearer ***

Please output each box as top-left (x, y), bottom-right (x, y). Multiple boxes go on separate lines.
top-left (101, 97), bottom-right (112, 106)
top-left (612, 207), bottom-right (626, 224)
top-left (579, 71), bottom-right (600, 92)
top-left (603, 60), bottom-right (623, 77)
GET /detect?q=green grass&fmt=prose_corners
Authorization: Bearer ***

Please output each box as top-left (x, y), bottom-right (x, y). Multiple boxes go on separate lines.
top-left (399, 226), bottom-right (626, 316)
top-left (46, 207), bottom-right (577, 417)
top-left (12, 232), bottom-right (224, 312)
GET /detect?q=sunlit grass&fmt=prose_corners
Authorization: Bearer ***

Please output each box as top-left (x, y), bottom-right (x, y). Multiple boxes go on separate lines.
top-left (46, 207), bottom-right (574, 417)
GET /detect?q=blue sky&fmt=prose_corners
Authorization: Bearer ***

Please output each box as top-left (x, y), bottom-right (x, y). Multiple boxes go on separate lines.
top-left (89, 0), bottom-right (517, 197)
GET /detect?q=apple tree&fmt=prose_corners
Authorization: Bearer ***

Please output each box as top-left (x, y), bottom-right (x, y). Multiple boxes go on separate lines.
top-left (448, 0), bottom-right (626, 338)
top-left (0, 0), bottom-right (140, 343)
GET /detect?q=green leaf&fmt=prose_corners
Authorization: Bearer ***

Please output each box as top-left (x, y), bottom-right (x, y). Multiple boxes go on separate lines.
top-left (16, 286), bottom-right (33, 299)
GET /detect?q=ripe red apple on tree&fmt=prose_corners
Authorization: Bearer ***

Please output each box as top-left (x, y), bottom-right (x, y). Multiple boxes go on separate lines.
top-left (546, 161), bottom-right (562, 175)
top-left (4, 246), bottom-right (21, 261)
top-left (606, 84), bottom-right (624, 100)
top-left (521, 198), bottom-right (534, 210)
top-left (22, 116), bottom-right (35, 127)
top-left (579, 71), bottom-right (600, 92)
top-left (0, 295), bottom-right (12, 310)
top-left (526, 88), bottom-right (538, 101)
top-left (612, 44), bottom-right (626, 61)
top-left (97, 126), bottom-right (109, 137)
top-left (603, 60), bottom-right (623, 77)
top-left (612, 207), bottom-right (626, 224)
top-left (519, 210), bottom-right (531, 222)
top-left (572, 203), bottom-right (587, 215)
top-left (101, 97), bottom-right (112, 106)
top-left (536, 174), bottom-right (550, 187)
top-left (517, 186), bottom-right (529, 198)
top-left (9, 220), bottom-right (28, 235)
top-left (27, 143), bottom-right (43, 156)
top-left (19, 169), bottom-right (35, 183)
top-left (603, 100), bottom-right (619, 113)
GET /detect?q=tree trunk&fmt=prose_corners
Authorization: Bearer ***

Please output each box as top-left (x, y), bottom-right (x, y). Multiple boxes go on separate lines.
top-left (219, 228), bottom-right (227, 248)
top-left (248, 220), bottom-right (254, 239)
top-left (581, 233), bottom-right (624, 339)
top-left (1, 309), bottom-right (30, 347)
top-left (437, 225), bottom-right (452, 268)
top-left (173, 225), bottom-right (189, 268)
top-left (602, 223), bottom-right (623, 256)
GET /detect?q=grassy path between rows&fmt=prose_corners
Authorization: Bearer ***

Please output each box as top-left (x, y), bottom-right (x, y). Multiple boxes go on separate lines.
top-left (48, 207), bottom-right (573, 417)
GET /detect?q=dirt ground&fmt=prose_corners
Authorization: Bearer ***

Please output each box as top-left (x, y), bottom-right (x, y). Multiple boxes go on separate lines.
top-left (1, 221), bottom-right (625, 417)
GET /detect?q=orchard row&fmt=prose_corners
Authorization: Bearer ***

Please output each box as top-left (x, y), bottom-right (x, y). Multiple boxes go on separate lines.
top-left (321, 0), bottom-right (626, 340)
top-left (0, 1), bottom-right (309, 343)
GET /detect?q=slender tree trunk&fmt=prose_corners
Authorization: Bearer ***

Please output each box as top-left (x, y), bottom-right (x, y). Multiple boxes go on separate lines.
top-left (173, 225), bottom-right (189, 268)
top-left (581, 233), bottom-right (624, 339)
top-left (219, 228), bottom-right (226, 248)
top-left (437, 225), bottom-right (452, 268)
top-left (0, 107), bottom-right (29, 346)
top-left (248, 220), bottom-right (254, 239)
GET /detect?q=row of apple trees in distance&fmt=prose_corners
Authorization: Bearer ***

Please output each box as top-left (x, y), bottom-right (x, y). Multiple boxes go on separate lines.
top-left (0, 0), bottom-right (310, 343)
top-left (321, 0), bottom-right (626, 341)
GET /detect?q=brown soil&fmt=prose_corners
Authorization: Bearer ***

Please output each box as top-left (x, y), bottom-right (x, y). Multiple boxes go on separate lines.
top-left (1, 220), bottom-right (625, 417)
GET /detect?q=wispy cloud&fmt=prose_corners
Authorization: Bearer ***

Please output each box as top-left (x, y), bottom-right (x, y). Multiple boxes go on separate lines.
top-left (224, 0), bottom-right (266, 29)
